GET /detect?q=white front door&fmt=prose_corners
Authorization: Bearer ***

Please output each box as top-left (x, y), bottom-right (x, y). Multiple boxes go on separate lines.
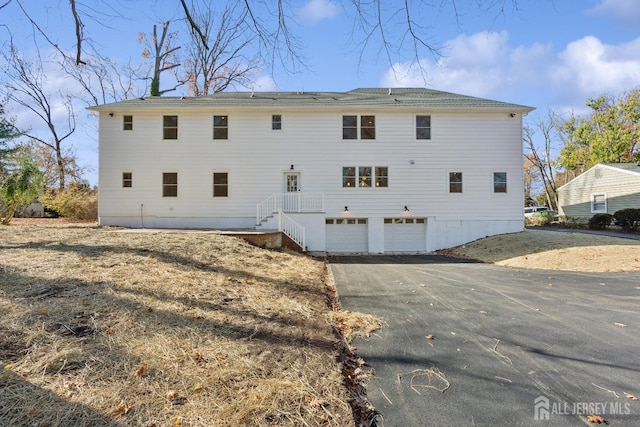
top-left (282, 172), bottom-right (300, 211)
top-left (285, 172), bottom-right (300, 192)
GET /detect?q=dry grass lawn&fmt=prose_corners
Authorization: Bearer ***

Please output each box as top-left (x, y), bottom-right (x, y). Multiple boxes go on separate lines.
top-left (440, 229), bottom-right (640, 272)
top-left (0, 220), bottom-right (376, 426)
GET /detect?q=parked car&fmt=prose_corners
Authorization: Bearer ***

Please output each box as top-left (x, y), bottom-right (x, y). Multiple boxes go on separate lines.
top-left (524, 206), bottom-right (549, 217)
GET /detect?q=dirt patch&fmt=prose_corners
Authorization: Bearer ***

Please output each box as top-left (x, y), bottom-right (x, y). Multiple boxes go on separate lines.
top-left (0, 221), bottom-right (356, 426)
top-left (439, 229), bottom-right (640, 272)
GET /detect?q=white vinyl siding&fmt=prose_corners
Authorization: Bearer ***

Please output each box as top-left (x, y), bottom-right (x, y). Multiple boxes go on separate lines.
top-left (97, 108), bottom-right (526, 246)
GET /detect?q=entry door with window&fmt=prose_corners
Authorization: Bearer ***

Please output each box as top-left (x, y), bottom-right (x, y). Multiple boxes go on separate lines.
top-left (283, 172), bottom-right (300, 211)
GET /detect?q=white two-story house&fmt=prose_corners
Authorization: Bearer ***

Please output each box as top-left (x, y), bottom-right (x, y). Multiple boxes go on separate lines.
top-left (89, 88), bottom-right (533, 253)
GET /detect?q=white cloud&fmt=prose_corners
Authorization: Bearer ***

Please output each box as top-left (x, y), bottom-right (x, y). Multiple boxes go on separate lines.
top-left (380, 31), bottom-right (550, 99)
top-left (587, 0), bottom-right (640, 30)
top-left (550, 36), bottom-right (640, 103)
top-left (380, 31), bottom-right (640, 112)
top-left (298, 0), bottom-right (338, 24)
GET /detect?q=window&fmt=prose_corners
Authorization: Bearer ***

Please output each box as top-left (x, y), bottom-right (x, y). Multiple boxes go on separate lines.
top-left (343, 166), bottom-right (388, 188)
top-left (361, 115), bottom-right (375, 139)
top-left (493, 172), bottom-right (507, 193)
top-left (272, 114), bottom-right (282, 130)
top-left (416, 115), bottom-right (431, 139)
top-left (359, 167), bottom-right (372, 187)
top-left (342, 115), bottom-right (376, 140)
top-left (592, 193), bottom-right (606, 213)
top-left (162, 172), bottom-right (178, 197)
top-left (375, 167), bottom-right (388, 187)
top-left (213, 172), bottom-right (228, 197)
top-left (342, 115), bottom-right (357, 139)
top-left (449, 172), bottom-right (463, 193)
top-left (342, 167), bottom-right (356, 187)
top-left (123, 115), bottom-right (133, 131)
top-left (163, 115), bottom-right (178, 139)
top-left (213, 115), bottom-right (228, 139)
top-left (122, 172), bottom-right (132, 188)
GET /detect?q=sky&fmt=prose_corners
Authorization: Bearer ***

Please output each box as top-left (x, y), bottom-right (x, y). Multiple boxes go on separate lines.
top-left (1, 0), bottom-right (640, 186)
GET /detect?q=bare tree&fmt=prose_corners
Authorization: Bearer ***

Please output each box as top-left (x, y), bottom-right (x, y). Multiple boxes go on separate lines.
top-left (0, 41), bottom-right (76, 190)
top-left (183, 4), bottom-right (260, 96)
top-left (523, 112), bottom-right (561, 210)
top-left (140, 21), bottom-right (183, 96)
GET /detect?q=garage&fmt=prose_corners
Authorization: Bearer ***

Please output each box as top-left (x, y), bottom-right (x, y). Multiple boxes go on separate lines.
top-left (384, 218), bottom-right (426, 252)
top-left (325, 218), bottom-right (368, 253)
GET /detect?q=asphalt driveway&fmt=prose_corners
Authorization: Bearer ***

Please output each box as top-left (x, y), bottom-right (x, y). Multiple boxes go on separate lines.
top-left (330, 255), bottom-right (640, 426)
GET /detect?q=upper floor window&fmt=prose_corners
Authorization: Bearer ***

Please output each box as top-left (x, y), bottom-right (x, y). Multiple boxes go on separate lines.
top-left (342, 115), bottom-right (376, 140)
top-left (272, 114), bottom-right (282, 130)
top-left (162, 172), bottom-right (178, 197)
top-left (591, 193), bottom-right (606, 213)
top-left (493, 172), bottom-right (507, 193)
top-left (416, 115), bottom-right (431, 139)
top-left (163, 115), bottom-right (178, 139)
top-left (213, 172), bottom-right (228, 197)
top-left (449, 172), bottom-right (463, 193)
top-left (213, 115), bottom-right (228, 139)
top-left (122, 172), bottom-right (132, 188)
top-left (343, 166), bottom-right (388, 188)
top-left (123, 115), bottom-right (133, 131)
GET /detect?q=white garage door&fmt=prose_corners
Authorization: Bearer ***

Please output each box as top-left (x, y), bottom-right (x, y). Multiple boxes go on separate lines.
top-left (326, 218), bottom-right (368, 253)
top-left (384, 218), bottom-right (426, 252)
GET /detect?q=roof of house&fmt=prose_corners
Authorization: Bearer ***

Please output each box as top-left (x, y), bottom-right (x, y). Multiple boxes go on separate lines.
top-left (558, 163), bottom-right (640, 191)
top-left (601, 163), bottom-right (640, 175)
top-left (88, 88), bottom-right (535, 113)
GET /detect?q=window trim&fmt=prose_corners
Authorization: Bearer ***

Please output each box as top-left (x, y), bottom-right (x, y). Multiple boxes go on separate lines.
top-left (449, 172), bottom-right (463, 193)
top-left (416, 115), bottom-right (431, 140)
top-left (493, 172), bottom-right (507, 193)
top-left (163, 115), bottom-right (178, 140)
top-left (591, 193), bottom-right (607, 213)
top-left (122, 172), bottom-right (132, 188)
top-left (162, 172), bottom-right (178, 197)
top-left (213, 172), bottom-right (229, 198)
top-left (123, 115), bottom-right (133, 131)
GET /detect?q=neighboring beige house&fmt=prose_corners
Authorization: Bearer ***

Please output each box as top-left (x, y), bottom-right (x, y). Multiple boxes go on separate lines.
top-left (88, 88), bottom-right (533, 254)
top-left (558, 163), bottom-right (640, 219)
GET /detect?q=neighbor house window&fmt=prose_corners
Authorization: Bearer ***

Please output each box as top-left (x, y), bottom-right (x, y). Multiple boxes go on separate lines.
top-left (375, 167), bottom-right (388, 187)
top-left (493, 172), bottom-right (507, 193)
top-left (343, 166), bottom-right (388, 188)
top-left (122, 172), bottom-right (132, 188)
top-left (162, 172), bottom-right (178, 197)
top-left (416, 115), bottom-right (431, 139)
top-left (213, 172), bottom-right (228, 197)
top-left (591, 193), bottom-right (606, 213)
top-left (272, 114), bottom-right (282, 130)
top-left (342, 167), bottom-right (356, 187)
top-left (449, 172), bottom-right (463, 193)
top-left (342, 115), bottom-right (376, 140)
top-left (123, 115), bottom-right (133, 131)
top-left (213, 115), bottom-right (228, 139)
top-left (163, 115), bottom-right (178, 139)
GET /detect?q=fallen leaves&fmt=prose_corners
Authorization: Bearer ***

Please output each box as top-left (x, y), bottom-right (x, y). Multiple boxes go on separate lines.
top-left (112, 399), bottom-right (131, 416)
top-left (586, 414), bottom-right (606, 424)
top-left (136, 364), bottom-right (148, 377)
top-left (624, 392), bottom-right (638, 400)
